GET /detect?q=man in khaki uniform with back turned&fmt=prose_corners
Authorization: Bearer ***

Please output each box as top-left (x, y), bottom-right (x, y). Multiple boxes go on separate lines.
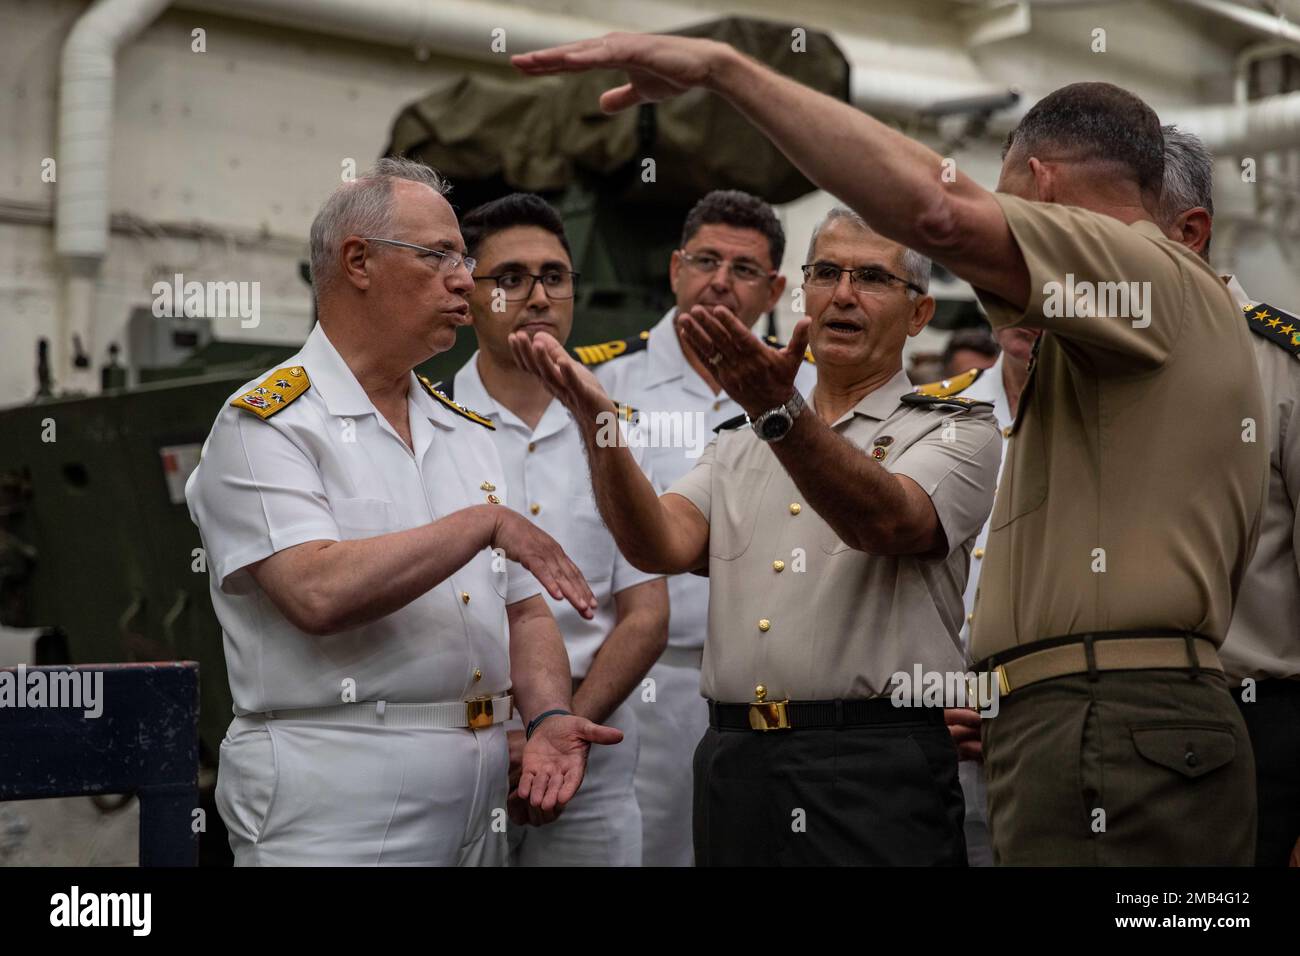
top-left (511, 34), bottom-right (1269, 865)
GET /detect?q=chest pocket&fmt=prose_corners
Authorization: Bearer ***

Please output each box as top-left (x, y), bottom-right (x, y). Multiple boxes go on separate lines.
top-left (562, 500), bottom-right (617, 587)
top-left (331, 497), bottom-right (397, 539)
top-left (708, 465), bottom-right (773, 560)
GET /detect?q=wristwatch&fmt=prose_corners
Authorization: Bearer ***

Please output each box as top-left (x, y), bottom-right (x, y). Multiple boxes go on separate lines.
top-left (751, 390), bottom-right (806, 443)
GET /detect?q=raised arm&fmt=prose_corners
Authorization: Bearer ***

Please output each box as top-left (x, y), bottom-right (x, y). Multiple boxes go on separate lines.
top-left (513, 34), bottom-right (1028, 308)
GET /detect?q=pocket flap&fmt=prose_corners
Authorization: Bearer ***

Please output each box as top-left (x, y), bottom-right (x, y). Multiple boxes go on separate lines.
top-left (1131, 723), bottom-right (1236, 779)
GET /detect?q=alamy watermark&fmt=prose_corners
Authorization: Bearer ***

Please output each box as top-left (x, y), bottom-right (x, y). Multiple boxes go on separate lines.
top-left (890, 664), bottom-right (1000, 717)
top-left (1043, 273), bottom-right (1151, 329)
top-left (596, 407), bottom-right (711, 459)
top-left (152, 272), bottom-right (260, 328)
top-left (0, 664), bottom-right (103, 718)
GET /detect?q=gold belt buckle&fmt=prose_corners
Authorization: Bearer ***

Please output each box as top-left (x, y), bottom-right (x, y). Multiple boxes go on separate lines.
top-left (465, 695), bottom-right (494, 731)
top-left (994, 665), bottom-right (1012, 696)
top-left (747, 684), bottom-right (791, 731)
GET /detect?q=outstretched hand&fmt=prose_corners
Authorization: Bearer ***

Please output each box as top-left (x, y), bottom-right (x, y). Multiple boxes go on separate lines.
top-left (513, 714), bottom-right (623, 826)
top-left (677, 305), bottom-right (810, 418)
top-left (508, 330), bottom-right (618, 424)
top-left (512, 32), bottom-right (730, 113)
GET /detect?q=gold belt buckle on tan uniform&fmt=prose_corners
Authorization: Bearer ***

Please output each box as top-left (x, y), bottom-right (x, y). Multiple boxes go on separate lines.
top-left (748, 684), bottom-right (791, 731)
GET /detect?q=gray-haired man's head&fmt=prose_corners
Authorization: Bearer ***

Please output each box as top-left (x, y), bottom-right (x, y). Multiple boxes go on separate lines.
top-left (308, 156), bottom-right (474, 363)
top-left (1157, 124), bottom-right (1214, 259)
top-left (309, 157), bottom-right (451, 294)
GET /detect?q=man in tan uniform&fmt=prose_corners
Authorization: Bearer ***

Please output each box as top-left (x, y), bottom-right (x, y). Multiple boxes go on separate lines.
top-left (511, 208), bottom-right (1002, 864)
top-left (513, 33), bottom-right (1269, 865)
top-left (1159, 126), bottom-right (1300, 867)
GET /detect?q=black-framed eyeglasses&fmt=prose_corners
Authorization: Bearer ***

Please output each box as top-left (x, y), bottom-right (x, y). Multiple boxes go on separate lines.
top-left (472, 270), bottom-right (580, 301)
top-left (362, 237), bottom-right (477, 276)
top-left (801, 261), bottom-right (924, 296)
top-left (678, 250), bottom-right (773, 285)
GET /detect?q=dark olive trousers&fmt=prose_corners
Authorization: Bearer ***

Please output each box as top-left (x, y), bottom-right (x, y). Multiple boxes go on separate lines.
top-left (692, 716), bottom-right (966, 866)
top-left (983, 669), bottom-right (1256, 865)
top-left (1234, 678), bottom-right (1300, 866)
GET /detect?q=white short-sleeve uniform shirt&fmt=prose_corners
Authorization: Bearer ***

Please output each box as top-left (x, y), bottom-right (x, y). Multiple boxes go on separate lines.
top-left (592, 309), bottom-right (818, 649)
top-left (186, 324), bottom-right (539, 716)
top-left (452, 354), bottom-right (661, 679)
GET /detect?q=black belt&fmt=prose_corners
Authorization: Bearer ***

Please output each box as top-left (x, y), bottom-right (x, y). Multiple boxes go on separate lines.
top-left (708, 697), bottom-right (943, 731)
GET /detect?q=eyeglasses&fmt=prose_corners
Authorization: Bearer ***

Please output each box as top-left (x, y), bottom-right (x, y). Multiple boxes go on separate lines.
top-left (801, 262), bottom-right (924, 296)
top-left (362, 237), bottom-right (477, 276)
top-left (678, 250), bottom-right (773, 285)
top-left (473, 270), bottom-right (580, 301)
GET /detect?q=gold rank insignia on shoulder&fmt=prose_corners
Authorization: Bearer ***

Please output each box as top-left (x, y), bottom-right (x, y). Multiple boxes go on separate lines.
top-left (611, 401), bottom-right (639, 423)
top-left (1242, 302), bottom-right (1300, 358)
top-left (417, 375), bottom-right (495, 429)
top-left (572, 331), bottom-right (650, 367)
top-left (230, 366), bottom-right (310, 419)
top-left (763, 335), bottom-right (816, 364)
top-left (913, 366), bottom-right (984, 398)
top-left (900, 392), bottom-right (992, 412)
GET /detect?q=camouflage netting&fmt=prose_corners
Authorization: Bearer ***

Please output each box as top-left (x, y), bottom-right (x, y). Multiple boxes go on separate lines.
top-left (385, 16), bottom-right (850, 207)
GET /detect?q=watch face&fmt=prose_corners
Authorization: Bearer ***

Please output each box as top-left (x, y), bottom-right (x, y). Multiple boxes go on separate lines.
top-left (759, 412), bottom-right (792, 440)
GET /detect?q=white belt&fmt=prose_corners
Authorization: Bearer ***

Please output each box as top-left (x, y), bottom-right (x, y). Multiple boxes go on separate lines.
top-left (245, 695), bottom-right (513, 730)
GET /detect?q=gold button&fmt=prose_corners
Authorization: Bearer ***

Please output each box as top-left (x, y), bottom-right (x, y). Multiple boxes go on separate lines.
top-left (461, 591), bottom-right (470, 604)
top-left (755, 684), bottom-right (767, 701)
top-left (713, 401), bottom-right (721, 412)
top-left (479, 480), bottom-right (496, 492)
top-left (789, 503), bottom-right (801, 515)
top-left (973, 547), bottom-right (985, 559)
top-left (758, 618), bottom-right (771, 632)
top-left (487, 494), bottom-right (500, 504)
top-left (1002, 425), bottom-right (1012, 438)
top-left (528, 442), bottom-right (536, 453)
top-left (967, 611), bottom-right (975, 623)
top-left (772, 560), bottom-right (785, 572)
top-left (473, 667), bottom-right (482, 682)
top-left (530, 503), bottom-right (540, 515)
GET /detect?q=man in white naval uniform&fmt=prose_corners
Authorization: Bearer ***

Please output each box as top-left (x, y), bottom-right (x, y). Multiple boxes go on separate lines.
top-left (577, 190), bottom-right (816, 865)
top-left (454, 193), bottom-right (668, 865)
top-left (938, 323), bottom-right (1036, 866)
top-left (187, 159), bottom-right (619, 866)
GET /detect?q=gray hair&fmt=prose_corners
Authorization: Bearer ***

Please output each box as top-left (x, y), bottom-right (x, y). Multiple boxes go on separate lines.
top-left (308, 156), bottom-right (451, 293)
top-left (1157, 124), bottom-right (1214, 226)
top-left (805, 206), bottom-right (931, 296)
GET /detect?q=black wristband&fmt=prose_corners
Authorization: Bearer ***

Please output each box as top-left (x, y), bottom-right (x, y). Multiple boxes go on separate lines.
top-left (526, 708), bottom-right (571, 740)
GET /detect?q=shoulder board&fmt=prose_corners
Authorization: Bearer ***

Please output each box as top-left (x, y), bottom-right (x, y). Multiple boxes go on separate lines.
top-left (763, 335), bottom-right (816, 364)
top-left (1242, 302), bottom-right (1300, 358)
top-left (901, 392), bottom-right (992, 412)
top-left (572, 331), bottom-right (651, 367)
top-left (912, 366), bottom-right (984, 398)
top-left (230, 366), bottom-right (311, 419)
top-left (417, 375), bottom-right (495, 429)
top-left (713, 413), bottom-right (750, 434)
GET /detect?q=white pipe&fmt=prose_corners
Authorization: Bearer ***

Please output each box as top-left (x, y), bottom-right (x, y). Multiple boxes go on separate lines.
top-left (57, 0), bottom-right (172, 261)
top-left (1176, 0), bottom-right (1300, 46)
top-left (55, 0), bottom-right (171, 387)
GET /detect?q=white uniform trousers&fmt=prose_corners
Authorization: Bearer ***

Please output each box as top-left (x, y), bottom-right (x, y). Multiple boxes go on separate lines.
top-left (630, 649), bottom-right (709, 867)
top-left (959, 758), bottom-right (994, 867)
top-left (217, 715), bottom-right (508, 866)
top-left (509, 697), bottom-right (641, 866)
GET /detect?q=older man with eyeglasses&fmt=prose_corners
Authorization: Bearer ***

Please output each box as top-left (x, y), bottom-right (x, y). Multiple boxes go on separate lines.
top-left (186, 158), bottom-right (620, 866)
top-left (511, 205), bottom-right (1002, 865)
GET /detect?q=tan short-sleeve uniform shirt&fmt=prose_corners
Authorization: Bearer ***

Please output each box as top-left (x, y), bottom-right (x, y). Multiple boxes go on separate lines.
top-left (667, 369), bottom-right (1001, 702)
top-left (969, 194), bottom-right (1269, 662)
